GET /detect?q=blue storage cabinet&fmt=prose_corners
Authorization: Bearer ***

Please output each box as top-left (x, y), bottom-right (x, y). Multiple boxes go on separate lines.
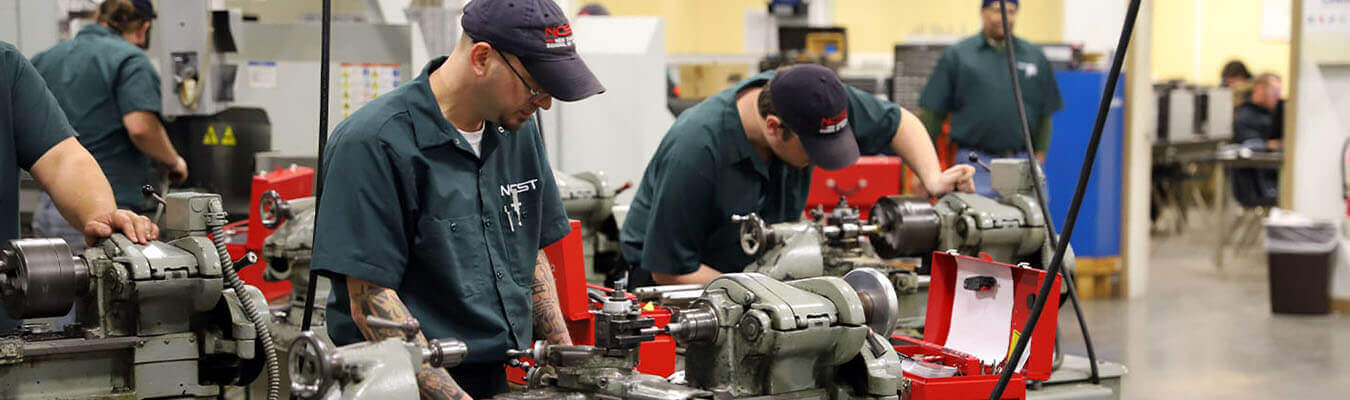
top-left (1044, 71), bottom-right (1124, 258)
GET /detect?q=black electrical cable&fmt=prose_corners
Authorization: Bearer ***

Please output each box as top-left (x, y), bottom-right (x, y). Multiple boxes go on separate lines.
top-left (987, 0), bottom-right (1141, 399)
top-left (301, 0), bottom-right (331, 334)
top-left (992, 0), bottom-right (1099, 384)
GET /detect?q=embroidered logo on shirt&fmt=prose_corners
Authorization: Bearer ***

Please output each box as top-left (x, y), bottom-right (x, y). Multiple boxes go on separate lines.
top-left (500, 178), bottom-right (540, 197)
top-left (500, 178), bottom-right (538, 232)
top-left (1017, 61), bottom-right (1038, 78)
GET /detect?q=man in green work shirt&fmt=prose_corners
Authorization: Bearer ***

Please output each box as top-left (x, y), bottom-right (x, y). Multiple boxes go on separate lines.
top-left (1, 41), bottom-right (160, 331)
top-left (919, 0), bottom-right (1062, 198)
top-left (311, 0), bottom-right (604, 398)
top-left (621, 64), bottom-right (975, 287)
top-left (31, 0), bottom-right (187, 250)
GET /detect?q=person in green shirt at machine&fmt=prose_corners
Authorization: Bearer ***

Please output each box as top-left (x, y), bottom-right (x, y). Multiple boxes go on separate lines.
top-left (0, 40), bottom-right (161, 332)
top-left (29, 0), bottom-right (187, 251)
top-left (620, 63), bottom-right (976, 287)
top-left (918, 0), bottom-right (1063, 198)
top-left (311, 0), bottom-right (605, 398)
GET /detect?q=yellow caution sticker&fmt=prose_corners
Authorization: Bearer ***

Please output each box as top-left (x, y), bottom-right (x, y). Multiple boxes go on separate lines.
top-left (202, 125), bottom-right (219, 145)
top-left (221, 126), bottom-right (237, 146)
top-left (1007, 329), bottom-right (1021, 363)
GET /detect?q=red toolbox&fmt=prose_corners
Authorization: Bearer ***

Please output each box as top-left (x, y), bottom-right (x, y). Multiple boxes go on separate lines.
top-left (893, 252), bottom-right (1062, 400)
top-left (507, 220), bottom-right (677, 384)
top-left (225, 165), bottom-right (315, 301)
top-left (807, 156), bottom-right (901, 219)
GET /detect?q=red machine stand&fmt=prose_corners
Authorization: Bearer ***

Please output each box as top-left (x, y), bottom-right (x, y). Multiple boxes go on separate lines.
top-left (507, 220), bottom-right (677, 384)
top-left (225, 165), bottom-right (315, 301)
top-left (894, 252), bottom-right (1062, 400)
top-left (806, 156), bottom-right (901, 219)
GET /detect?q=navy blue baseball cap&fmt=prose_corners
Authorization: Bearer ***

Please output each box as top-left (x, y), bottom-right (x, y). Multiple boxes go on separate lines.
top-left (462, 0), bottom-right (605, 102)
top-left (981, 0), bottom-right (1018, 9)
top-left (769, 64), bottom-right (857, 170)
top-left (130, 0), bottom-right (157, 19)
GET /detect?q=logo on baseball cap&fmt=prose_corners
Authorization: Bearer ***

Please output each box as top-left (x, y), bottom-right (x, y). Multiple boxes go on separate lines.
top-left (819, 109), bottom-right (849, 134)
top-left (770, 64), bottom-right (859, 170)
top-left (462, 0), bottom-right (605, 102)
top-left (543, 24), bottom-right (573, 48)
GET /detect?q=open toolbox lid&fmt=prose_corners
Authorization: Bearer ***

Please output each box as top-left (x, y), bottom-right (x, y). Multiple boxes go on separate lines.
top-left (923, 251), bottom-right (1062, 381)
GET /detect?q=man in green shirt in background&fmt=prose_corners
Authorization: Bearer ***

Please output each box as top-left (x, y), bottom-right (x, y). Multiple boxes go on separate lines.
top-left (30, 0), bottom-right (187, 251)
top-left (919, 0), bottom-right (1062, 198)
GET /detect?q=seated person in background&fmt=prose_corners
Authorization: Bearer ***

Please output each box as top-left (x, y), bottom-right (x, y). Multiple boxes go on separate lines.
top-left (1234, 73), bottom-right (1282, 150)
top-left (1220, 60), bottom-right (1254, 107)
top-left (1231, 73), bottom-right (1283, 205)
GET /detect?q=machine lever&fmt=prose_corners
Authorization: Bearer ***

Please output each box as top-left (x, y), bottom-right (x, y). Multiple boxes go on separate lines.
top-left (141, 185), bottom-right (168, 206)
top-left (967, 153), bottom-right (993, 173)
top-left (364, 316), bottom-right (421, 341)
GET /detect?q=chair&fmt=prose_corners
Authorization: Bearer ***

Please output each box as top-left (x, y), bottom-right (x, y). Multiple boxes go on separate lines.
top-left (1226, 166), bottom-right (1278, 255)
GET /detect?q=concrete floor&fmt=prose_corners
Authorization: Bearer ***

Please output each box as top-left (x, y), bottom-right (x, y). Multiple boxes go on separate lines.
top-left (1053, 231), bottom-right (1350, 399)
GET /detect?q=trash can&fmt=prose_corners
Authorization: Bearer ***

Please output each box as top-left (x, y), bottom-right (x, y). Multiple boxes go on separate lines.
top-left (1265, 212), bottom-right (1338, 314)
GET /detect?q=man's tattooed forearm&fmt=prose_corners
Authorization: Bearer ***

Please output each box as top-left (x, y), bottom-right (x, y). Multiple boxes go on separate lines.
top-left (348, 277), bottom-right (473, 400)
top-left (531, 251), bottom-right (572, 345)
top-left (417, 366), bottom-right (471, 400)
top-left (349, 277), bottom-right (415, 340)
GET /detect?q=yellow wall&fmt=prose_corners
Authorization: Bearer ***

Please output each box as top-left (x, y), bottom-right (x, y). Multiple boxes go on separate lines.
top-left (581, 0), bottom-right (1063, 55)
top-left (584, 0), bottom-right (1287, 85)
top-left (579, 0), bottom-right (765, 54)
top-left (1152, 0), bottom-right (1290, 85)
top-left (834, 0), bottom-right (1062, 54)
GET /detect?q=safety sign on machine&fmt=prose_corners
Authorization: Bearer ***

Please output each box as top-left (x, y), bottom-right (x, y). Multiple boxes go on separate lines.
top-left (202, 125), bottom-right (237, 147)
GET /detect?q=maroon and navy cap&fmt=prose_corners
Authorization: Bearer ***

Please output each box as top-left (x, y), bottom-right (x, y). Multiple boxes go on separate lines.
top-left (462, 0), bottom-right (605, 102)
top-left (769, 64), bottom-right (858, 170)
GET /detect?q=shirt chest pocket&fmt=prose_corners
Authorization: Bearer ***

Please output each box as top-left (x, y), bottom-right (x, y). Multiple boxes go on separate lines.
top-left (498, 201), bottom-right (540, 288)
top-left (415, 214), bottom-right (490, 299)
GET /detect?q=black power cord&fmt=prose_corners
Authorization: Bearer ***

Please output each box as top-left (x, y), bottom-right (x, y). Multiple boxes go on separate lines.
top-left (987, 0), bottom-right (1141, 399)
top-left (294, 2), bottom-right (331, 398)
top-left (991, 0), bottom-right (1099, 384)
top-left (301, 0), bottom-right (331, 335)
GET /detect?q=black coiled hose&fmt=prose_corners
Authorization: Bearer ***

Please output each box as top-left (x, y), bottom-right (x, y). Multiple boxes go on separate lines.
top-left (208, 205), bottom-right (280, 400)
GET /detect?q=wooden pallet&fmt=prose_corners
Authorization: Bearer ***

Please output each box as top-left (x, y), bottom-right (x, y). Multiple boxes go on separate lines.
top-left (1074, 257), bottom-right (1121, 299)
top-left (1333, 299), bottom-right (1350, 315)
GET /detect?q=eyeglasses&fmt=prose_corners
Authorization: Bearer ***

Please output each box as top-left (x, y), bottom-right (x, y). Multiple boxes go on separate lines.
top-left (496, 49), bottom-right (550, 103)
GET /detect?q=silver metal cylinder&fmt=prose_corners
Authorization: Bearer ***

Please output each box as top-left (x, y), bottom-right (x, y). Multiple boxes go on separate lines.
top-left (666, 305), bottom-right (719, 345)
top-left (868, 196), bottom-right (941, 258)
top-left (426, 338), bottom-right (469, 368)
top-left (631, 284), bottom-right (705, 300)
top-left (0, 239), bottom-right (89, 319)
